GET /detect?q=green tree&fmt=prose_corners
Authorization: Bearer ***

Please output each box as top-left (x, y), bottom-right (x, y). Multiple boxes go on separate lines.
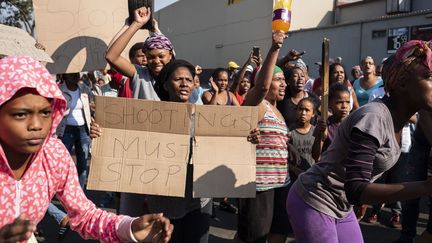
top-left (0, 0), bottom-right (34, 36)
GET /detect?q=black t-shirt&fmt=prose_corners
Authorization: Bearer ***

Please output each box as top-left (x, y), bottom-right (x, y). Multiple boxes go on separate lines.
top-left (277, 91), bottom-right (320, 130)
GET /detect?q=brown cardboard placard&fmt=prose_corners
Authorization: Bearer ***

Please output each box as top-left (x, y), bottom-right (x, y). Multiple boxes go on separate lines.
top-left (193, 136), bottom-right (256, 198)
top-left (33, 0), bottom-right (149, 74)
top-left (88, 96), bottom-right (258, 197)
top-left (0, 24), bottom-right (53, 62)
top-left (87, 128), bottom-right (190, 197)
top-left (193, 105), bottom-right (258, 198)
top-left (194, 105), bottom-right (259, 137)
top-left (88, 97), bottom-right (192, 197)
top-left (94, 96), bottom-right (192, 134)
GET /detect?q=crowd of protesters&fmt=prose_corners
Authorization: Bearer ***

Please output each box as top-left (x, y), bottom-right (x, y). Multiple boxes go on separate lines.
top-left (1, 5), bottom-right (432, 243)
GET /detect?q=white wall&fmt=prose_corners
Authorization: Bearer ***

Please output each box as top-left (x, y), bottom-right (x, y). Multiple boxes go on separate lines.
top-left (290, 0), bottom-right (334, 30)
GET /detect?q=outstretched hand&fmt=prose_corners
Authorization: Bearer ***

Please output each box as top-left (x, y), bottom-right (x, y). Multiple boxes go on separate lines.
top-left (134, 7), bottom-right (152, 26)
top-left (132, 213), bottom-right (174, 243)
top-left (0, 215), bottom-right (36, 243)
top-left (285, 49), bottom-right (304, 61)
top-left (209, 77), bottom-right (219, 93)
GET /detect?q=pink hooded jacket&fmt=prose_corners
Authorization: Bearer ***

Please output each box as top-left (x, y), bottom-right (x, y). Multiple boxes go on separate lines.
top-left (0, 56), bottom-right (136, 242)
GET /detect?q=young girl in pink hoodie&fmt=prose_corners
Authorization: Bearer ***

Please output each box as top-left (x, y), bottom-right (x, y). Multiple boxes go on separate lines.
top-left (0, 56), bottom-right (173, 243)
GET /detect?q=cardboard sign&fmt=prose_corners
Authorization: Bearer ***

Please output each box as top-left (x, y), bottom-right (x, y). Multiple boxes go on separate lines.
top-left (193, 105), bottom-right (258, 198)
top-left (88, 97), bottom-right (259, 197)
top-left (94, 97), bottom-right (192, 135)
top-left (0, 24), bottom-right (53, 62)
top-left (33, 0), bottom-right (149, 74)
top-left (87, 97), bottom-right (193, 197)
top-left (88, 130), bottom-right (190, 197)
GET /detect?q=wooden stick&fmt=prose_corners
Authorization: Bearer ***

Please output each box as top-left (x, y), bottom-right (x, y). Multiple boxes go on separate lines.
top-left (321, 38), bottom-right (330, 122)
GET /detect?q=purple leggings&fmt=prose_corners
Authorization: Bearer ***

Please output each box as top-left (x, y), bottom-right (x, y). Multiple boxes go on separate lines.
top-left (286, 188), bottom-right (364, 243)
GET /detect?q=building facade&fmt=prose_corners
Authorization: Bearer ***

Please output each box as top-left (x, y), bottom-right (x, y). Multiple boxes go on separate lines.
top-left (158, 0), bottom-right (432, 78)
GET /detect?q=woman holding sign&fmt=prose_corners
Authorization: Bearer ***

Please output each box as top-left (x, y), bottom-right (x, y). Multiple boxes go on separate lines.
top-left (286, 40), bottom-right (432, 243)
top-left (91, 59), bottom-right (260, 243)
top-left (233, 31), bottom-right (291, 243)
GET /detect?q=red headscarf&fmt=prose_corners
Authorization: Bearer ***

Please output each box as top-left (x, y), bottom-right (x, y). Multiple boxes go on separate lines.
top-left (385, 40), bottom-right (432, 92)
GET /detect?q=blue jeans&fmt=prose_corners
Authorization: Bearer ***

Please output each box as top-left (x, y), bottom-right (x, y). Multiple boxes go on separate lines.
top-left (61, 125), bottom-right (91, 189)
top-left (398, 140), bottom-right (431, 243)
top-left (47, 203), bottom-right (67, 224)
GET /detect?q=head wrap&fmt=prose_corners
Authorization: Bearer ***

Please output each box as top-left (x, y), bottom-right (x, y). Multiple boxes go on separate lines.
top-left (384, 40), bottom-right (432, 92)
top-left (273, 65), bottom-right (283, 75)
top-left (288, 58), bottom-right (307, 70)
top-left (0, 56), bottom-right (66, 138)
top-left (142, 33), bottom-right (174, 54)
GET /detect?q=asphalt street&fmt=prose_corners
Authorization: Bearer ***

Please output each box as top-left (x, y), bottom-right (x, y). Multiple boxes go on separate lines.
top-left (36, 190), bottom-right (430, 243)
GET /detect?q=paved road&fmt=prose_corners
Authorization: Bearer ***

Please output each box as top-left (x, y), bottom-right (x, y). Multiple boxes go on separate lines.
top-left (37, 190), bottom-right (430, 243)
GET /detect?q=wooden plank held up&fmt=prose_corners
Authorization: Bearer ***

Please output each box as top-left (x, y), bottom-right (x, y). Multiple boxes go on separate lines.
top-left (320, 38), bottom-right (330, 122)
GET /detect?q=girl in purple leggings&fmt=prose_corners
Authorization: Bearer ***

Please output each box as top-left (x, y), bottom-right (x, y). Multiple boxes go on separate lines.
top-left (287, 40), bottom-right (432, 243)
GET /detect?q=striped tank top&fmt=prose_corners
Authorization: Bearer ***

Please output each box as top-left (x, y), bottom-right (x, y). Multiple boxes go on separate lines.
top-left (256, 100), bottom-right (290, 191)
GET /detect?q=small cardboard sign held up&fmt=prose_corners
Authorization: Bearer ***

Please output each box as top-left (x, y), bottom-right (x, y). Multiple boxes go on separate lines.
top-left (0, 24), bottom-right (53, 62)
top-left (87, 97), bottom-right (193, 197)
top-left (33, 0), bottom-right (149, 74)
top-left (193, 105), bottom-right (258, 198)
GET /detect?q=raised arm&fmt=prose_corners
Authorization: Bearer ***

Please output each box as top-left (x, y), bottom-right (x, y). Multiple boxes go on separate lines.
top-left (230, 53), bottom-right (259, 93)
top-left (243, 31), bottom-right (286, 106)
top-left (105, 7), bottom-right (151, 79)
top-left (55, 140), bottom-right (173, 242)
top-left (202, 78), bottom-right (219, 105)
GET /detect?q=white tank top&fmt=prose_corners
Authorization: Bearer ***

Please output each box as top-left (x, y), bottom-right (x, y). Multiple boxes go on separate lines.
top-left (66, 88), bottom-right (85, 126)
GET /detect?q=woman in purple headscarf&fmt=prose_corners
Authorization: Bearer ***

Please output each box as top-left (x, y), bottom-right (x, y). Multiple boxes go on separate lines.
top-left (286, 40), bottom-right (432, 243)
top-left (106, 7), bottom-right (174, 101)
